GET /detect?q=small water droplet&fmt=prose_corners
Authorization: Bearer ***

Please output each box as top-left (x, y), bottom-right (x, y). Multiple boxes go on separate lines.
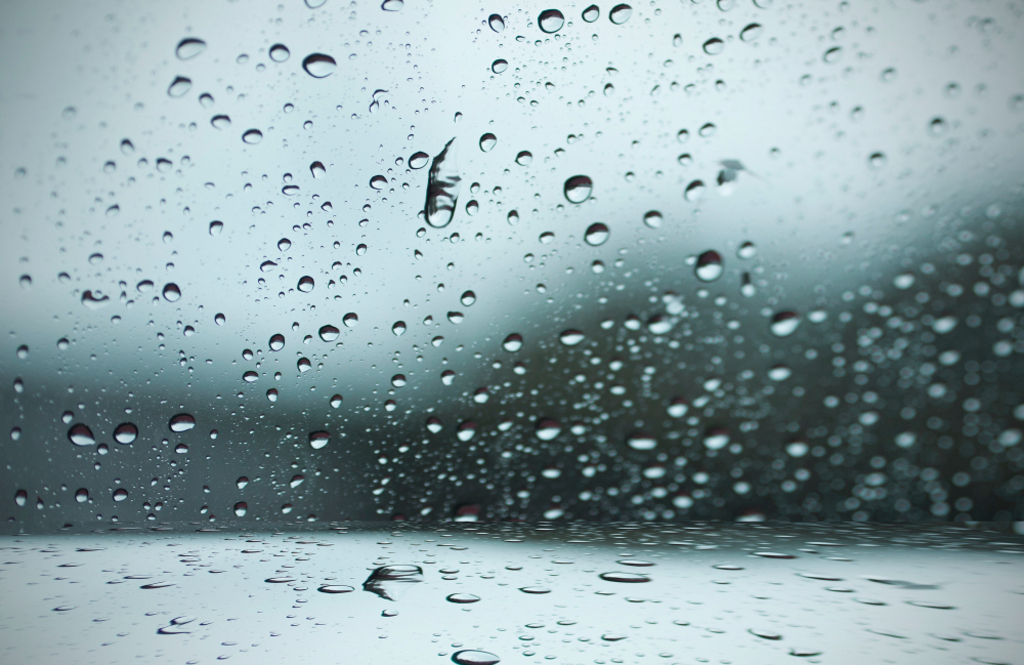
top-left (447, 593), bottom-right (481, 604)
top-left (381, 0), bottom-right (404, 10)
top-left (737, 241), bottom-right (757, 259)
top-left (503, 333), bottom-right (523, 352)
top-left (695, 251), bottom-right (723, 282)
top-left (770, 311), bottom-right (801, 337)
top-left (703, 428), bottom-right (730, 450)
top-left (479, 133), bottom-right (497, 152)
top-left (343, 312), bottom-right (359, 327)
top-left (234, 502), bottom-right (247, 517)
top-left (599, 571), bottom-right (650, 583)
top-left (627, 433), bottom-right (657, 450)
top-left (684, 180), bottom-right (705, 201)
top-left (740, 23), bottom-right (763, 41)
top-left (318, 584), bottom-right (354, 594)
top-left (242, 129), bottom-right (263, 144)
top-left (535, 418), bottom-right (562, 441)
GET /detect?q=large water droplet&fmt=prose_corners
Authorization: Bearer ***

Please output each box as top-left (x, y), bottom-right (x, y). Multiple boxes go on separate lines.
top-left (740, 23), bottom-right (763, 41)
top-left (643, 211), bottom-right (662, 228)
top-left (242, 129), bottom-right (263, 144)
top-left (703, 38), bottom-right (724, 55)
top-left (269, 43), bottom-right (290, 62)
top-left (309, 431), bottom-right (330, 450)
top-left (684, 180), bottom-right (705, 201)
top-left (319, 325), bottom-right (340, 342)
top-left (381, 0), bottom-right (404, 10)
top-left (564, 175), bottom-right (593, 203)
top-left (582, 5), bottom-right (600, 22)
top-left (113, 423), bottom-right (138, 444)
top-left (737, 241), bottom-right (757, 259)
top-left (424, 138), bottom-right (462, 228)
top-left (479, 133), bottom-right (497, 152)
top-left (599, 571), bottom-right (651, 583)
top-left (535, 418), bottom-right (562, 441)
top-left (162, 283), bottom-right (181, 302)
top-left (538, 9), bottom-right (565, 33)
top-left (584, 222), bottom-right (609, 246)
top-left (363, 564), bottom-right (424, 600)
top-left (503, 333), bottom-right (523, 352)
top-left (318, 584), bottom-right (354, 594)
top-left (68, 424), bottom-right (96, 446)
top-left (302, 53), bottom-right (337, 78)
top-left (492, 59), bottom-right (508, 74)
top-left (167, 77), bottom-right (192, 98)
top-left (446, 593), bottom-right (481, 604)
top-left (695, 251), bottom-right (723, 282)
top-left (452, 651), bottom-right (500, 665)
top-left (770, 311), bottom-right (801, 337)
top-left (703, 428), bottom-right (730, 450)
top-left (609, 4), bottom-right (632, 24)
top-left (627, 433), bottom-right (657, 450)
top-left (175, 38), bottom-right (207, 60)
top-left (234, 502), bottom-right (247, 517)
top-left (169, 414), bottom-right (196, 432)
top-left (488, 14), bottom-right (505, 32)
top-left (559, 329), bottom-right (585, 346)
top-left (409, 152), bottom-right (429, 169)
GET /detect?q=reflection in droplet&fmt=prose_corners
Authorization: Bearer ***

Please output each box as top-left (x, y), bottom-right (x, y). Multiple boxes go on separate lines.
top-left (424, 138), bottom-right (462, 228)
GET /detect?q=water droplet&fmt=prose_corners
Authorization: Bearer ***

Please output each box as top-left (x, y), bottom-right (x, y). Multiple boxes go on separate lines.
top-left (695, 251), bottom-right (724, 282)
top-left (318, 584), bottom-right (354, 593)
top-left (167, 77), bottom-right (192, 98)
top-left (114, 423), bottom-right (138, 444)
top-left (642, 211), bottom-right (663, 228)
top-left (538, 9), bottom-right (565, 34)
top-left (169, 414), bottom-right (196, 432)
top-left (309, 431), bottom-right (330, 450)
top-left (447, 593), bottom-right (481, 604)
top-left (209, 221), bottom-right (223, 235)
top-left (452, 650), bottom-right (500, 665)
top-left (737, 241), bottom-right (757, 259)
top-left (489, 14), bottom-right (505, 32)
top-left (81, 291), bottom-right (110, 310)
top-left (381, 0), bottom-right (404, 10)
top-left (175, 38), bottom-right (207, 60)
top-left (684, 180), bottom-right (705, 201)
top-left (740, 23), bottom-right (763, 41)
top-left (599, 571), bottom-right (650, 583)
top-left (768, 365), bottom-right (792, 381)
top-left (234, 502), bottom-right (247, 517)
top-left (609, 4), bottom-right (632, 24)
top-left (14, 490), bottom-right (27, 507)
top-left (627, 433), bottom-right (657, 450)
top-left (424, 138), bottom-right (462, 228)
top-left (242, 129), bottom-right (263, 144)
top-left (928, 117), bottom-right (947, 136)
top-left (162, 283), bottom-right (181, 302)
top-left (703, 38), bottom-right (724, 55)
top-left (503, 333), bottom-right (523, 352)
top-left (343, 312), bottom-right (359, 327)
top-left (519, 586), bottom-right (550, 594)
top-left (269, 43), bottom-right (290, 62)
top-left (319, 325), bottom-right (340, 342)
top-left (868, 152), bottom-right (887, 169)
top-left (584, 222), bottom-right (609, 246)
top-left (211, 115), bottom-right (231, 129)
top-left (392, 321), bottom-right (407, 336)
top-left (703, 428), bottom-right (730, 450)
top-left (302, 53), bottom-right (337, 78)
top-left (113, 488), bottom-right (128, 502)
top-left (582, 5), bottom-right (600, 22)
top-left (479, 133), bottom-right (497, 152)
top-left (68, 424), bottom-right (96, 446)
top-left (363, 564), bottom-right (424, 600)
top-left (460, 290), bottom-right (476, 306)
top-left (330, 394), bottom-right (343, 408)
top-left (409, 152), bottom-right (429, 169)
top-left (564, 175), bottom-right (593, 203)
top-left (770, 311), bottom-right (801, 337)
top-left (559, 329), bottom-right (585, 346)
top-left (823, 46), bottom-right (842, 63)
top-left (492, 59), bottom-right (508, 74)
top-left (536, 418), bottom-right (562, 441)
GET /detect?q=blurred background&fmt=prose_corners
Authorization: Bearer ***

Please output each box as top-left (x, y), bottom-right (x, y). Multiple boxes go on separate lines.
top-left (2, 0), bottom-right (1023, 531)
